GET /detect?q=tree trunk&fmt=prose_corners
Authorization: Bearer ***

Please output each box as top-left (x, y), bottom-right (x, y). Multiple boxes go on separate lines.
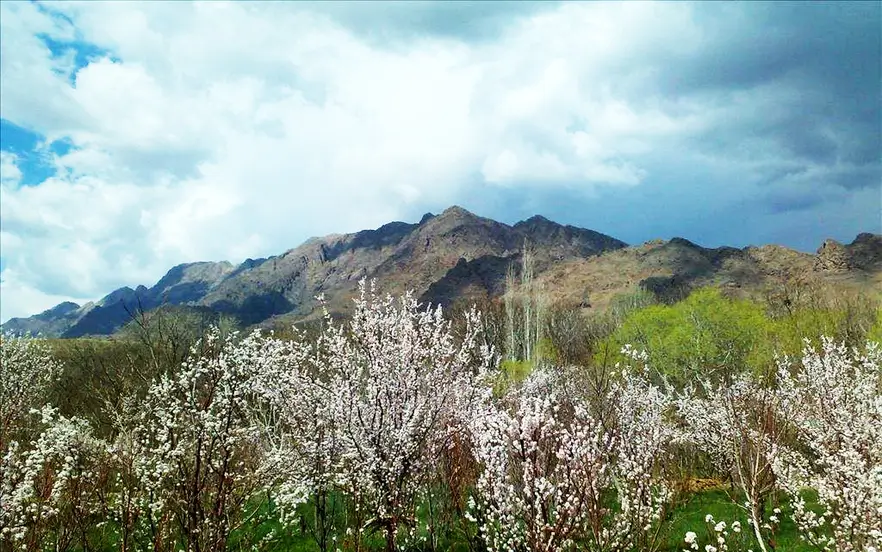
top-left (385, 520), bottom-right (396, 552)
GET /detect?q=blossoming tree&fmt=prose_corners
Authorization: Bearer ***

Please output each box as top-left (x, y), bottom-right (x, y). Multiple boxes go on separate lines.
top-left (467, 356), bottom-right (673, 552)
top-left (118, 327), bottom-right (288, 552)
top-left (267, 280), bottom-right (495, 552)
top-left (772, 338), bottom-right (882, 552)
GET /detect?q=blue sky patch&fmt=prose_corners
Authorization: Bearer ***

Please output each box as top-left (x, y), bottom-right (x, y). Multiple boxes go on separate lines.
top-left (38, 34), bottom-right (116, 85)
top-left (0, 119), bottom-right (71, 186)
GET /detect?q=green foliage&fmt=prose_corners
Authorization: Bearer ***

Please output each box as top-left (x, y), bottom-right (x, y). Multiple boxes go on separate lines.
top-left (46, 338), bottom-right (157, 435)
top-left (764, 279), bottom-right (880, 352)
top-left (768, 308), bottom-right (847, 359)
top-left (869, 308), bottom-right (882, 345)
top-left (659, 488), bottom-right (817, 552)
top-left (596, 283), bottom-right (879, 386)
top-left (608, 287), bottom-right (657, 321)
top-left (534, 337), bottom-right (558, 363)
top-left (598, 288), bottom-right (774, 384)
top-left (493, 359), bottom-right (534, 396)
top-left (500, 359), bottom-right (533, 382)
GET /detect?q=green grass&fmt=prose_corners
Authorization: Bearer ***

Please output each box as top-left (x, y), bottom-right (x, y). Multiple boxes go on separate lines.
top-left (229, 488), bottom-right (819, 552)
top-left (660, 488), bottom-right (817, 551)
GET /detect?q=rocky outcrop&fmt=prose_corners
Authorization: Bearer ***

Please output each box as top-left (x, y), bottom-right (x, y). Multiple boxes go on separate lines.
top-left (815, 239), bottom-right (851, 272)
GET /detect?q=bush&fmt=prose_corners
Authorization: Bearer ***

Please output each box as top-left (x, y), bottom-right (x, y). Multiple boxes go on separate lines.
top-left (597, 288), bottom-right (773, 384)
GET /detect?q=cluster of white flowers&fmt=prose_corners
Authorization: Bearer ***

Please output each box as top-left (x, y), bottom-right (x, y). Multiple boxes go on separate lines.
top-left (467, 356), bottom-right (673, 552)
top-left (1, 334), bottom-right (83, 550)
top-left (0, 334), bottom-right (61, 441)
top-left (259, 279), bottom-right (496, 551)
top-left (467, 377), bottom-right (609, 552)
top-left (110, 326), bottom-right (291, 552)
top-left (1, 406), bottom-right (105, 549)
top-left (771, 338), bottom-right (882, 552)
top-left (678, 337), bottom-right (881, 552)
top-left (675, 375), bottom-right (793, 552)
top-left (682, 514), bottom-right (760, 552)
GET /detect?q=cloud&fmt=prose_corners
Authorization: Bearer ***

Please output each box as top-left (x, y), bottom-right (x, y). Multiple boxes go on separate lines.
top-left (0, 1), bottom-right (879, 321)
top-left (0, 151), bottom-right (22, 186)
top-left (0, 267), bottom-right (92, 324)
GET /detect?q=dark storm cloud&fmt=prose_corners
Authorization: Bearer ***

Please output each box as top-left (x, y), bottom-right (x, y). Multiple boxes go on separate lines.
top-left (299, 1), bottom-right (562, 43)
top-left (445, 1), bottom-right (879, 252)
top-left (765, 189), bottom-right (828, 215)
top-left (719, 4), bottom-right (877, 165)
top-left (334, 1), bottom-right (880, 219)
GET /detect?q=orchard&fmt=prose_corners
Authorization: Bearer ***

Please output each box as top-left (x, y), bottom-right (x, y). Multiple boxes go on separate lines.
top-left (1, 280), bottom-right (880, 552)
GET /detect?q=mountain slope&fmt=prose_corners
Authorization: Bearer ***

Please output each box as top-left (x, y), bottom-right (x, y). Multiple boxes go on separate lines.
top-left (2, 261), bottom-right (237, 338)
top-left (529, 232), bottom-right (882, 312)
top-left (196, 205), bottom-right (627, 325)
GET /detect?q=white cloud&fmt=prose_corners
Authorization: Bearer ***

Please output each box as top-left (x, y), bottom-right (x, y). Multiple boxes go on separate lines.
top-left (0, 1), bottom-right (876, 321)
top-left (0, 267), bottom-right (93, 324)
top-left (0, 152), bottom-right (22, 186)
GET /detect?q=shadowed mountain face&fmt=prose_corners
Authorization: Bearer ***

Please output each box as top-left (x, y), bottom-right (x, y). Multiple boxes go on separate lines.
top-left (2, 207), bottom-right (879, 337)
top-left (56, 261), bottom-right (239, 338)
top-left (196, 205), bottom-right (628, 325)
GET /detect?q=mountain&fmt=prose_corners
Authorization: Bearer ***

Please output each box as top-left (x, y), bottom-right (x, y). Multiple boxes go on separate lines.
top-left (2, 207), bottom-right (879, 337)
top-left (1, 301), bottom-right (82, 338)
top-left (527, 232), bottom-right (882, 311)
top-left (2, 261), bottom-right (236, 338)
top-left (189, 206), bottom-right (627, 327)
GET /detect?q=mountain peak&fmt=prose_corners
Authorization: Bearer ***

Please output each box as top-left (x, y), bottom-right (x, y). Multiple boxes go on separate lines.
top-left (668, 237), bottom-right (700, 249)
top-left (45, 301), bottom-right (81, 316)
top-left (524, 214), bottom-right (552, 224)
top-left (513, 214), bottom-right (556, 231)
top-left (852, 232), bottom-right (881, 246)
top-left (438, 205), bottom-right (477, 219)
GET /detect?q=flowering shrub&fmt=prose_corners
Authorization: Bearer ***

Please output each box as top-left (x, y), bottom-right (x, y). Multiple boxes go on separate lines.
top-left (677, 338), bottom-right (882, 552)
top-left (468, 371), bottom-right (612, 552)
top-left (675, 375), bottom-right (794, 552)
top-left (0, 334), bottom-right (61, 443)
top-left (1, 406), bottom-right (107, 551)
top-left (1, 285), bottom-right (879, 552)
top-left (467, 354), bottom-right (673, 552)
top-left (771, 338), bottom-right (882, 552)
top-left (117, 327), bottom-right (287, 552)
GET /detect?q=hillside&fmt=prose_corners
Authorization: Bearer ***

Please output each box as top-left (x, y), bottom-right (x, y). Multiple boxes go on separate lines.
top-left (528, 232), bottom-right (882, 313)
top-left (2, 207), bottom-right (879, 338)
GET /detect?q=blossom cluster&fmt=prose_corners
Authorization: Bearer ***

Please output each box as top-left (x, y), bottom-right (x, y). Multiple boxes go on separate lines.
top-left (258, 280), bottom-right (496, 550)
top-left (466, 356), bottom-right (674, 552)
top-left (676, 338), bottom-right (881, 552)
top-left (771, 338), bottom-right (882, 552)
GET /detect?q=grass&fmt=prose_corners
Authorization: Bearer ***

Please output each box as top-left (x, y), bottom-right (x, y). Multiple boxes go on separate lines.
top-left (660, 488), bottom-right (816, 551)
top-left (234, 487), bottom-right (819, 552)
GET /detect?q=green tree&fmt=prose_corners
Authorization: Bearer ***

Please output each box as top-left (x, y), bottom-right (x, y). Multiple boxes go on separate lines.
top-left (598, 288), bottom-right (773, 384)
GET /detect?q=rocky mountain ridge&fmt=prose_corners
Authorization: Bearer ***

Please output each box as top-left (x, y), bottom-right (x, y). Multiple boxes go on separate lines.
top-left (3, 207), bottom-right (879, 338)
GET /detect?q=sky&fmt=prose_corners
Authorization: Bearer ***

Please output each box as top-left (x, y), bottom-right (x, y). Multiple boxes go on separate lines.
top-left (1, 1), bottom-right (880, 323)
